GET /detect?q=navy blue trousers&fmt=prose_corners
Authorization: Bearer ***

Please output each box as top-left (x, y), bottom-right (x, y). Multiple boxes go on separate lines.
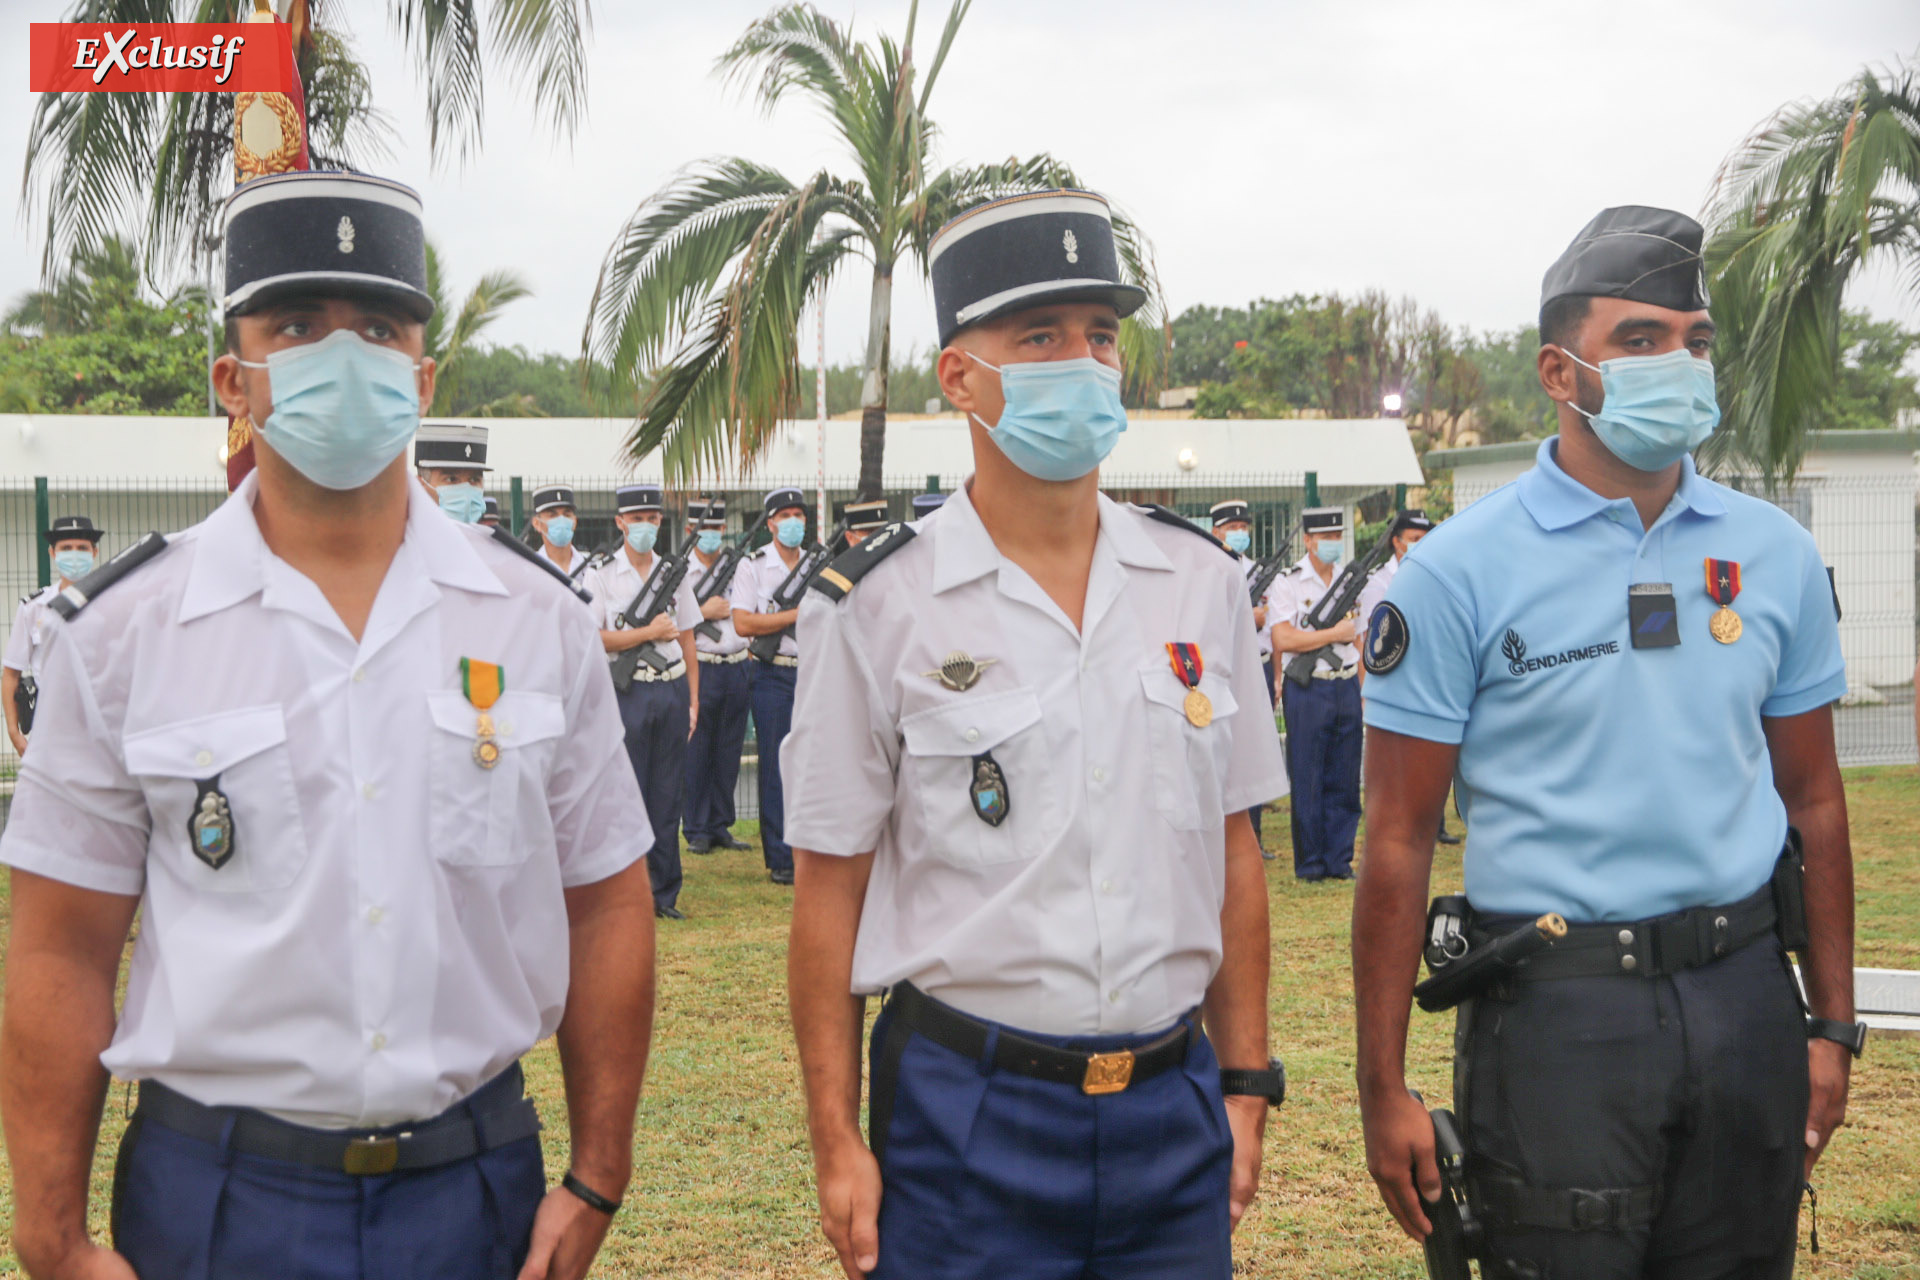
top-left (617, 674), bottom-right (690, 911)
top-left (866, 995), bottom-right (1233, 1280)
top-left (749, 661), bottom-right (795, 874)
top-left (112, 1083), bottom-right (544, 1279)
top-left (1280, 675), bottom-right (1361, 878)
top-left (1248, 657), bottom-right (1276, 846)
top-left (684, 657), bottom-right (752, 844)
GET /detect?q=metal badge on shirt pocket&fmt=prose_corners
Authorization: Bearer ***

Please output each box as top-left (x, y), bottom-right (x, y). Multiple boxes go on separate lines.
top-left (1627, 583), bottom-right (1681, 650)
top-left (188, 776), bottom-right (236, 870)
top-left (969, 751), bottom-right (1010, 827)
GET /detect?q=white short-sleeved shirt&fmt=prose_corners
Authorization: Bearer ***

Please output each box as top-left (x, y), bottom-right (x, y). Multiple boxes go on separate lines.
top-left (1356, 553), bottom-right (1400, 635)
top-left (537, 542), bottom-right (587, 582)
top-left (583, 549), bottom-right (701, 670)
top-left (1269, 556), bottom-right (1363, 673)
top-left (687, 548), bottom-right (748, 657)
top-left (0, 475), bottom-right (650, 1128)
top-left (4, 584), bottom-right (59, 678)
top-left (729, 543), bottom-right (806, 659)
top-left (1241, 556), bottom-right (1276, 661)
top-left (783, 485), bottom-right (1288, 1036)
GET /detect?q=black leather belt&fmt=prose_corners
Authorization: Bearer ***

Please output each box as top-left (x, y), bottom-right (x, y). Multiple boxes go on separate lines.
top-left (887, 982), bottom-right (1191, 1096)
top-left (135, 1062), bottom-right (541, 1177)
top-left (1473, 880), bottom-right (1777, 982)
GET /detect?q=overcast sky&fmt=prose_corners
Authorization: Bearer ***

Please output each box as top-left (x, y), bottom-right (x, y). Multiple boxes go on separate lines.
top-left (6, 0), bottom-right (1919, 366)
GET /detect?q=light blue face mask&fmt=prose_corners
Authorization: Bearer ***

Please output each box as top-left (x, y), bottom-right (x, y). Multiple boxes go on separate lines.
top-left (238, 329), bottom-right (421, 491)
top-left (53, 548), bottom-right (96, 581)
top-left (1222, 529), bottom-right (1251, 555)
top-left (625, 521), bottom-right (660, 554)
top-left (774, 516), bottom-right (806, 548)
top-left (1315, 537), bottom-right (1346, 567)
top-left (438, 483), bottom-right (486, 523)
top-left (544, 515), bottom-right (575, 547)
top-left (1560, 346), bottom-right (1720, 472)
top-left (968, 353), bottom-right (1128, 482)
top-left (696, 530), bottom-right (724, 554)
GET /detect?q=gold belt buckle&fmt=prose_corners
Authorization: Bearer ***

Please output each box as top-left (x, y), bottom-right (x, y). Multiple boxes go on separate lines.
top-left (1082, 1049), bottom-right (1135, 1096)
top-left (343, 1135), bottom-right (400, 1176)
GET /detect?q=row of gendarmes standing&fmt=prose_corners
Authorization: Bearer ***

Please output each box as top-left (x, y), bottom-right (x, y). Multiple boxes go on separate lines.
top-left (0, 171), bottom-right (656, 1280)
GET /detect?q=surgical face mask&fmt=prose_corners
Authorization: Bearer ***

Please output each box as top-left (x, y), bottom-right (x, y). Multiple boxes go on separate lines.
top-left (437, 483), bottom-right (486, 523)
top-left (967, 353), bottom-right (1128, 482)
top-left (696, 530), bottom-right (724, 555)
top-left (237, 329), bottom-right (421, 491)
top-left (625, 521), bottom-right (660, 554)
top-left (53, 548), bottom-right (96, 581)
top-left (544, 515), bottom-right (575, 547)
top-left (1315, 537), bottom-right (1345, 567)
top-left (1558, 346), bottom-right (1720, 472)
top-left (774, 516), bottom-right (806, 548)
top-left (1222, 529), bottom-right (1251, 555)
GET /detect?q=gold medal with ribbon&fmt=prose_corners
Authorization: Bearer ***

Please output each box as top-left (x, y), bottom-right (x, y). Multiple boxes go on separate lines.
top-left (461, 657), bottom-right (504, 769)
top-left (1165, 642), bottom-right (1212, 728)
top-left (1704, 558), bottom-right (1743, 644)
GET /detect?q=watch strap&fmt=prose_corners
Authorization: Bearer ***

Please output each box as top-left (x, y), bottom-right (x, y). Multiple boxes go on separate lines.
top-left (1806, 1017), bottom-right (1867, 1058)
top-left (562, 1170), bottom-right (623, 1215)
top-left (1219, 1058), bottom-right (1287, 1105)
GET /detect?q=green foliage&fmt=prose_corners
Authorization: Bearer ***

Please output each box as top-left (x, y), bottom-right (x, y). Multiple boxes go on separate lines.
top-left (1830, 307), bottom-right (1920, 430)
top-left (439, 344), bottom-right (598, 417)
top-left (793, 349), bottom-right (944, 417)
top-left (423, 241), bottom-right (533, 415)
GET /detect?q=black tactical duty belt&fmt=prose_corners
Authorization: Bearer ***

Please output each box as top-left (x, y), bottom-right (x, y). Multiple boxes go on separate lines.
top-left (1471, 878), bottom-right (1777, 982)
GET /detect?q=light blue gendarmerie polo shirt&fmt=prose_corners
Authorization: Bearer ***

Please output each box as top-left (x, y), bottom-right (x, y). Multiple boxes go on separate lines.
top-left (1362, 437), bottom-right (1846, 922)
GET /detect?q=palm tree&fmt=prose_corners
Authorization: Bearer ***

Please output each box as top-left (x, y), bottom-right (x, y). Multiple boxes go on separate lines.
top-left (5, 234), bottom-right (147, 335)
top-left (582, 1), bottom-right (1163, 494)
top-left (423, 241), bottom-right (532, 414)
top-left (21, 0), bottom-right (592, 289)
top-left (1703, 53), bottom-right (1920, 486)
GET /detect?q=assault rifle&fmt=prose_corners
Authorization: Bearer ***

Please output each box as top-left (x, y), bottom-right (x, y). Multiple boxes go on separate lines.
top-left (691, 538), bottom-right (749, 642)
top-left (572, 533), bottom-right (621, 584)
top-left (1280, 529), bottom-right (1397, 688)
top-left (746, 519), bottom-right (850, 663)
top-left (609, 549), bottom-right (692, 693)
top-left (1247, 532), bottom-right (1294, 609)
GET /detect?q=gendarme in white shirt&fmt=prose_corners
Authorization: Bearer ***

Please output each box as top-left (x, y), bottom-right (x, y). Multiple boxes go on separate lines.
top-left (1269, 555), bottom-right (1362, 673)
top-left (583, 546), bottom-right (702, 669)
top-left (687, 547), bottom-right (748, 657)
top-left (728, 543), bottom-right (805, 659)
top-left (782, 484), bottom-right (1288, 1037)
top-left (1356, 553), bottom-right (1400, 636)
top-left (0, 474), bottom-right (650, 1128)
top-left (3, 583), bottom-right (60, 679)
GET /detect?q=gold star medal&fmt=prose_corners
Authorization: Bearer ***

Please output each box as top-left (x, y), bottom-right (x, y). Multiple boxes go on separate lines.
top-left (461, 657), bottom-right (504, 769)
top-left (1166, 642), bottom-right (1212, 727)
top-left (1704, 558), bottom-right (1743, 645)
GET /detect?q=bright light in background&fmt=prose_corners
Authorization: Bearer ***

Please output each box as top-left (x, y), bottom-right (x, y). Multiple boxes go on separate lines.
top-left (1382, 393), bottom-right (1404, 414)
top-left (1177, 447), bottom-right (1198, 471)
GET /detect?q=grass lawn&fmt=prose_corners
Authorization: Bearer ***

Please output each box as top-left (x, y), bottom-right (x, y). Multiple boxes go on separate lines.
top-left (0, 770), bottom-right (1916, 1276)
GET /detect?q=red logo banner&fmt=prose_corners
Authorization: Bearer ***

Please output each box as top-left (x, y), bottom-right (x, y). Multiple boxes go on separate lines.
top-left (30, 23), bottom-right (295, 93)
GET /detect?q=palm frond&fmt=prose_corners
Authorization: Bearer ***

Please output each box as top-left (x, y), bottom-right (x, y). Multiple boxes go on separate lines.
top-left (390, 0), bottom-right (488, 164)
top-left (486, 0), bottom-right (593, 142)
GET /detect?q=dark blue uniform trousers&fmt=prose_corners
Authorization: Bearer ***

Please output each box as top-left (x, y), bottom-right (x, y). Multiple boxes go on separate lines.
top-left (866, 995), bottom-right (1233, 1280)
top-left (1248, 657), bottom-right (1276, 846)
top-left (749, 660), bottom-right (795, 874)
top-left (112, 1073), bottom-right (544, 1279)
top-left (683, 656), bottom-right (752, 844)
top-left (617, 673), bottom-right (690, 911)
top-left (1280, 674), bottom-right (1361, 878)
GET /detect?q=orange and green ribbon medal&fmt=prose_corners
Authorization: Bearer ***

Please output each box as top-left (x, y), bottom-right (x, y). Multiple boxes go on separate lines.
top-left (1703, 559), bottom-right (1743, 644)
top-left (460, 657), bottom-right (505, 768)
top-left (1165, 642), bottom-right (1213, 727)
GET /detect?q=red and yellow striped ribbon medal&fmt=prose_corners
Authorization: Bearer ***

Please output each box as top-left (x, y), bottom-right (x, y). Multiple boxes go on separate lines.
top-left (1166, 642), bottom-right (1212, 728)
top-left (1704, 559), bottom-right (1743, 645)
top-left (461, 658), bottom-right (505, 769)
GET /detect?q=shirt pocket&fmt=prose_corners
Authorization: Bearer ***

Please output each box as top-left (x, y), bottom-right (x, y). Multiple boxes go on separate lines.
top-left (426, 690), bottom-right (566, 868)
top-left (1138, 667), bottom-right (1240, 834)
top-left (900, 687), bottom-right (1054, 869)
top-left (123, 705), bottom-right (310, 894)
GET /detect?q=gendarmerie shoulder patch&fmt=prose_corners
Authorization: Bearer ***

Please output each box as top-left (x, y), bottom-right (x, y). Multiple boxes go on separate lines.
top-left (1363, 602), bottom-right (1410, 675)
top-left (1135, 503), bottom-right (1234, 555)
top-left (491, 525), bottom-right (595, 606)
top-left (49, 532), bottom-right (169, 621)
top-left (810, 522), bottom-right (916, 602)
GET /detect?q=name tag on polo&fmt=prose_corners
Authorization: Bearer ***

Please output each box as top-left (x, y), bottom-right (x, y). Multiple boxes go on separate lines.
top-left (1627, 583), bottom-right (1681, 650)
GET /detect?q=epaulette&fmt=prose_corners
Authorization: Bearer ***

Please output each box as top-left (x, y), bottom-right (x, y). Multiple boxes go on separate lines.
top-left (810, 522), bottom-right (916, 602)
top-left (50, 532), bottom-right (169, 620)
top-left (1135, 503), bottom-right (1234, 556)
top-left (491, 525), bottom-right (595, 606)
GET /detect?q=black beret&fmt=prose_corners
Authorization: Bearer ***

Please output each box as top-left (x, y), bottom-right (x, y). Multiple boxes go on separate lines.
top-left (928, 190), bottom-right (1147, 346)
top-left (1541, 206), bottom-right (1710, 316)
top-left (223, 171), bottom-right (433, 322)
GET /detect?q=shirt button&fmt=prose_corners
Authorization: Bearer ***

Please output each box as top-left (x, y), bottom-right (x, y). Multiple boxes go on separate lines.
top-left (352, 667), bottom-right (367, 683)
top-left (194, 750), bottom-right (213, 767)
top-left (1108, 990), bottom-right (1121, 1004)
top-left (370, 1032), bottom-right (388, 1051)
top-left (1101, 879), bottom-right (1113, 894)
top-left (499, 721), bottom-right (515, 737)
top-left (1617, 929), bottom-right (1635, 945)
top-left (362, 782), bottom-right (377, 800)
top-left (963, 728), bottom-right (980, 743)
top-left (1091, 766), bottom-right (1106, 783)
top-left (367, 906), bottom-right (384, 924)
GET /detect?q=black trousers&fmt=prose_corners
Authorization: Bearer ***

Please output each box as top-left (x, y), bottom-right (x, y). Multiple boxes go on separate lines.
top-left (616, 675), bottom-right (690, 911)
top-left (1459, 936), bottom-right (1807, 1279)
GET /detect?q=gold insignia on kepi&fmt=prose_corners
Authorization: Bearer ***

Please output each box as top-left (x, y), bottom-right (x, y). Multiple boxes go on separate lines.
top-left (925, 651), bottom-right (997, 692)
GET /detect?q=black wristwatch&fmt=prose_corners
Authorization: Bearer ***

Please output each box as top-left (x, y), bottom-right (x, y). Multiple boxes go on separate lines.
top-left (1220, 1057), bottom-right (1287, 1106)
top-left (561, 1170), bottom-right (624, 1215)
top-left (1807, 1017), bottom-right (1868, 1058)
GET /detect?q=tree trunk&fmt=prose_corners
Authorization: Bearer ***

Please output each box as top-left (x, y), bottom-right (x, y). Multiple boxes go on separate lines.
top-left (856, 261), bottom-right (894, 500)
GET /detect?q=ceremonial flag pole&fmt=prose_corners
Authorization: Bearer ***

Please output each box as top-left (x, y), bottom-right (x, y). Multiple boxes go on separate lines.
top-left (816, 302), bottom-right (828, 536)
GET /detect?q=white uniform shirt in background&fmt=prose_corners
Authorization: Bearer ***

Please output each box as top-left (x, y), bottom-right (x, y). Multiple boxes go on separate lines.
top-left (783, 485), bottom-right (1287, 1037)
top-left (0, 475), bottom-right (650, 1128)
top-left (4, 584), bottom-right (59, 678)
top-left (584, 549), bottom-right (702, 670)
top-left (1356, 553), bottom-right (1401, 635)
top-left (1270, 556), bottom-right (1362, 673)
top-left (687, 548), bottom-right (749, 657)
top-left (729, 543), bottom-right (806, 659)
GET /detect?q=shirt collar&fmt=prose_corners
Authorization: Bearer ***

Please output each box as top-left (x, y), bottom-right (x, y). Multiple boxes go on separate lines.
top-left (930, 483), bottom-right (1172, 595)
top-left (179, 471), bottom-right (505, 624)
top-left (1517, 436), bottom-right (1727, 533)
